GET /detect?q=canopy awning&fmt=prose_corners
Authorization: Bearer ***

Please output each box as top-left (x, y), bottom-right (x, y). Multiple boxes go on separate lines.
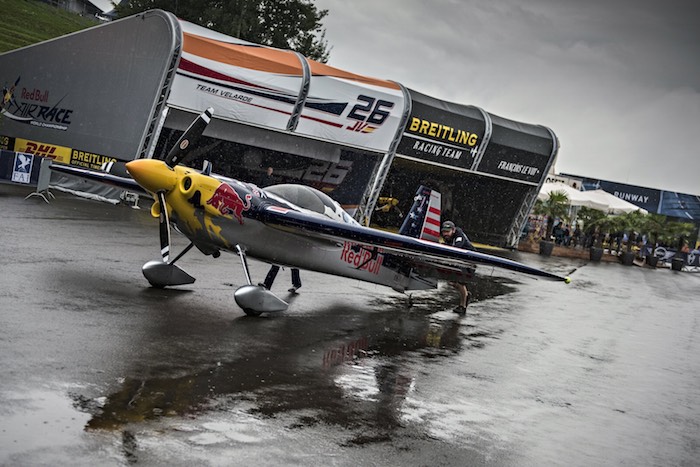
top-left (538, 182), bottom-right (609, 211)
top-left (583, 189), bottom-right (648, 215)
top-left (538, 183), bottom-right (648, 214)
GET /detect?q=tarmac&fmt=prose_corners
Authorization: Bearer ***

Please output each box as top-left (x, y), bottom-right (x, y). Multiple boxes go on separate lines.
top-left (1, 182), bottom-right (699, 466)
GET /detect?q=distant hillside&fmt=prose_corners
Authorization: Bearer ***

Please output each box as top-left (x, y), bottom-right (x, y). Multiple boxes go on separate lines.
top-left (0, 0), bottom-right (98, 53)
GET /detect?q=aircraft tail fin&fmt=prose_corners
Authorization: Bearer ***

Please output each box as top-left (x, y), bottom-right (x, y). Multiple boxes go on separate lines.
top-left (398, 185), bottom-right (442, 242)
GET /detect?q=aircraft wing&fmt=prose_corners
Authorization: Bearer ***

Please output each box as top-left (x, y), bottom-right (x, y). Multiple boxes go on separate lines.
top-left (256, 205), bottom-right (570, 283)
top-left (50, 163), bottom-right (148, 194)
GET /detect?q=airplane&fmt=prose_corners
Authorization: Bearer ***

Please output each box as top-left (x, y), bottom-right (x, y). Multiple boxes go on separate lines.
top-left (51, 108), bottom-right (570, 316)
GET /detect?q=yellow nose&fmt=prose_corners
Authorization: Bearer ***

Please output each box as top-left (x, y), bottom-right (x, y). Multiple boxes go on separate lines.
top-left (126, 159), bottom-right (177, 194)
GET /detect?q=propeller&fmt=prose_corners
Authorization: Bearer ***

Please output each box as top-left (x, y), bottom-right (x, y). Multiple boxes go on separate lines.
top-left (156, 191), bottom-right (171, 263)
top-left (163, 107), bottom-right (214, 168)
top-left (138, 107), bottom-right (214, 288)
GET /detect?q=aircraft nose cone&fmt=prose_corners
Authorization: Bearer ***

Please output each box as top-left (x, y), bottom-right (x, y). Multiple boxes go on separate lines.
top-left (126, 159), bottom-right (177, 193)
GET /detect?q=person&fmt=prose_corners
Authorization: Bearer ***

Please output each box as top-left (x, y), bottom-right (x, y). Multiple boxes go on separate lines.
top-left (572, 225), bottom-right (582, 248)
top-left (440, 220), bottom-right (476, 314)
top-left (258, 166), bottom-right (275, 187)
top-left (261, 265), bottom-right (302, 293)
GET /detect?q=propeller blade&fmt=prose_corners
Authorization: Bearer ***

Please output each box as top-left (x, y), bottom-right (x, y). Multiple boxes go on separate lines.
top-left (163, 107), bottom-right (214, 167)
top-left (157, 191), bottom-right (171, 263)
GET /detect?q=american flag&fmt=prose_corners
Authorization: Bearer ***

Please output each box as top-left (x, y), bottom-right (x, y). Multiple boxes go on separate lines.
top-left (399, 186), bottom-right (441, 242)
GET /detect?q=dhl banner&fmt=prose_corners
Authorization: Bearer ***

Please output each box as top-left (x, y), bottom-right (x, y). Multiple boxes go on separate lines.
top-left (8, 136), bottom-right (116, 170)
top-left (14, 137), bottom-right (72, 164)
top-left (168, 19), bottom-right (405, 154)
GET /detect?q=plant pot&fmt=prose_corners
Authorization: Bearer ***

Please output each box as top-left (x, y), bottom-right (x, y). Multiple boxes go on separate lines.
top-left (539, 240), bottom-right (554, 256)
top-left (671, 257), bottom-right (684, 271)
top-left (646, 255), bottom-right (658, 268)
top-left (620, 251), bottom-right (636, 266)
top-left (589, 247), bottom-right (604, 262)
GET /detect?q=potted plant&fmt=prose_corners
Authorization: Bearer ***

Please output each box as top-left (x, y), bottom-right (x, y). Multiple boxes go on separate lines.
top-left (615, 210), bottom-right (646, 266)
top-left (665, 222), bottom-right (695, 271)
top-left (533, 191), bottom-right (569, 256)
top-left (578, 206), bottom-right (607, 261)
top-left (639, 213), bottom-right (667, 268)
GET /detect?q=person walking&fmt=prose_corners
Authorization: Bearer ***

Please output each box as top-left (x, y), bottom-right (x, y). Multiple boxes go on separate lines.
top-left (261, 265), bottom-right (302, 293)
top-left (440, 220), bottom-right (476, 314)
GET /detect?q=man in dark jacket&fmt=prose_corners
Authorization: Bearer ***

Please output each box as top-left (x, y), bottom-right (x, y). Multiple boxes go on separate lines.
top-left (441, 220), bottom-right (475, 314)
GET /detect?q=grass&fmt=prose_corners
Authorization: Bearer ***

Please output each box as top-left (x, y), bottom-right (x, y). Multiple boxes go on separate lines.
top-left (0, 0), bottom-right (98, 53)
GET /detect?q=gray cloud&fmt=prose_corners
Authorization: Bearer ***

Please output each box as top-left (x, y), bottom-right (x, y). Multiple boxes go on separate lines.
top-left (315, 0), bottom-right (700, 194)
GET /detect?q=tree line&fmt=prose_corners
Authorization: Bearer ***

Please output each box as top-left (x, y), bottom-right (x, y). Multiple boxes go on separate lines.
top-left (115, 0), bottom-right (331, 62)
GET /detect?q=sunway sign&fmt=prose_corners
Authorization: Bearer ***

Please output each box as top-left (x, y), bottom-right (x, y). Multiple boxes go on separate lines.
top-left (614, 191), bottom-right (650, 204)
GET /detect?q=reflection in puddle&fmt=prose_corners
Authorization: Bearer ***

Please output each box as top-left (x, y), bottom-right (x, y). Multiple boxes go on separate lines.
top-left (77, 278), bottom-right (515, 444)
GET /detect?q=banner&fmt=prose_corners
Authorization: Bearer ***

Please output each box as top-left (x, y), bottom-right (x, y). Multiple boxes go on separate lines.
top-left (396, 89), bottom-right (485, 170)
top-left (169, 21), bottom-right (306, 131)
top-left (0, 149), bottom-right (40, 185)
top-left (573, 177), bottom-right (661, 214)
top-left (475, 114), bottom-right (555, 184)
top-left (642, 246), bottom-right (700, 267)
top-left (295, 62), bottom-right (405, 153)
top-left (0, 10), bottom-right (178, 161)
top-left (569, 175), bottom-right (700, 221)
top-left (0, 135), bottom-right (15, 151)
top-left (11, 137), bottom-right (116, 170)
top-left (14, 137), bottom-right (71, 164)
top-left (11, 152), bottom-right (34, 184)
top-left (170, 20), bottom-right (405, 154)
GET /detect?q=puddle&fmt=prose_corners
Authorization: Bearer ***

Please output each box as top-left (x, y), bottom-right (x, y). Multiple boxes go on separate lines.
top-left (0, 388), bottom-right (92, 462)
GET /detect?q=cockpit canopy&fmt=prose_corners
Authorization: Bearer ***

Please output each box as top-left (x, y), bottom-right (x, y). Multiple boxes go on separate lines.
top-left (265, 184), bottom-right (358, 225)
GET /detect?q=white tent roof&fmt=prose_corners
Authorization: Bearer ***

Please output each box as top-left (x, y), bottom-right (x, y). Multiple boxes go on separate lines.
top-left (583, 189), bottom-right (648, 215)
top-left (538, 182), bottom-right (609, 211)
top-left (538, 183), bottom-right (647, 214)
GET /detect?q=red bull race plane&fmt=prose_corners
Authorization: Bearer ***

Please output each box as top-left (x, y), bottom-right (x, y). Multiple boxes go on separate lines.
top-left (51, 108), bottom-right (570, 316)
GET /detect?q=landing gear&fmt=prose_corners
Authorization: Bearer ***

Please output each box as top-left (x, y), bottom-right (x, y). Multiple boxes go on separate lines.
top-left (140, 191), bottom-right (286, 315)
top-left (142, 191), bottom-right (197, 288)
top-left (233, 245), bottom-right (288, 315)
top-left (242, 307), bottom-right (263, 317)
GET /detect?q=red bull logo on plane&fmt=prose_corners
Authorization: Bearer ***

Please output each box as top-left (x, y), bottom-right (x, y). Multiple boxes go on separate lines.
top-left (340, 242), bottom-right (383, 275)
top-left (206, 183), bottom-right (252, 224)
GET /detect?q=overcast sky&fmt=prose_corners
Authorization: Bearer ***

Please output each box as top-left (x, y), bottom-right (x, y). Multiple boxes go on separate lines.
top-left (314, 0), bottom-right (700, 195)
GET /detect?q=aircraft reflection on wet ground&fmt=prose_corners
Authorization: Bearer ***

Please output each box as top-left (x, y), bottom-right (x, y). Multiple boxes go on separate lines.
top-left (11, 184), bottom-right (700, 465)
top-left (79, 275), bottom-right (517, 437)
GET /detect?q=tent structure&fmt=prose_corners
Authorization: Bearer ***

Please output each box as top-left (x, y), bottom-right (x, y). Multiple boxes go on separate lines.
top-left (538, 183), bottom-right (647, 214)
top-left (0, 9), bottom-right (559, 246)
top-left (583, 189), bottom-right (648, 215)
top-left (538, 182), bottom-right (609, 211)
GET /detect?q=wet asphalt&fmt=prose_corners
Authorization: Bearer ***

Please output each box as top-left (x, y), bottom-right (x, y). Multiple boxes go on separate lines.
top-left (1, 182), bottom-right (699, 466)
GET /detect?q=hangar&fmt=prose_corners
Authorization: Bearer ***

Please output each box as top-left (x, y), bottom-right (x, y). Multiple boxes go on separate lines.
top-left (0, 9), bottom-right (558, 246)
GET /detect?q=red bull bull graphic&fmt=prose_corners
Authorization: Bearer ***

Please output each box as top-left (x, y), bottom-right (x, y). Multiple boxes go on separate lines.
top-left (206, 183), bottom-right (252, 224)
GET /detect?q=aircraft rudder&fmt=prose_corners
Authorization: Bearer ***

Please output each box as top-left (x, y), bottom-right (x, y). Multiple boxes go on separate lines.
top-left (398, 185), bottom-right (442, 242)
